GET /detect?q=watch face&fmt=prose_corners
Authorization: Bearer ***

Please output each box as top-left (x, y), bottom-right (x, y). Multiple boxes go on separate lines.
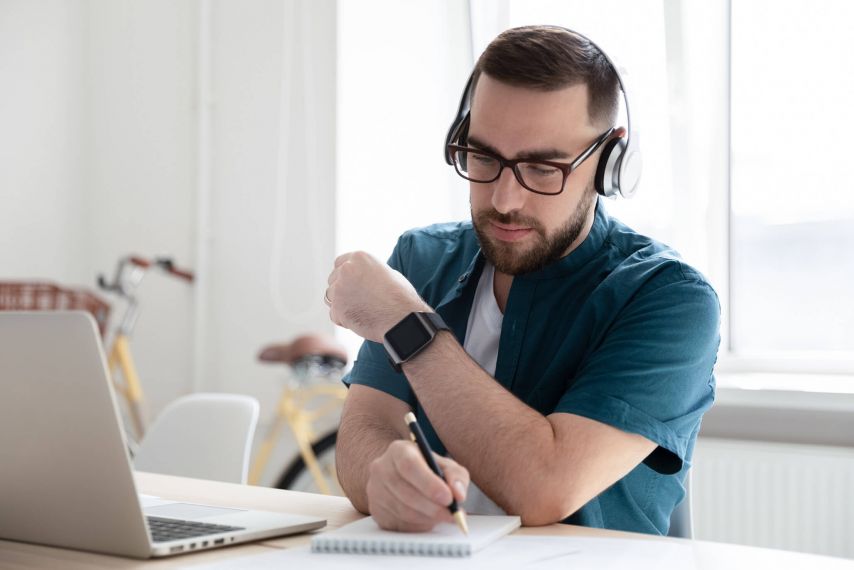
top-left (386, 313), bottom-right (433, 359)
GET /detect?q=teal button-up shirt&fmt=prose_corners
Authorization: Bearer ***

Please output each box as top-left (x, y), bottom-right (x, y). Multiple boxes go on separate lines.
top-left (343, 199), bottom-right (720, 535)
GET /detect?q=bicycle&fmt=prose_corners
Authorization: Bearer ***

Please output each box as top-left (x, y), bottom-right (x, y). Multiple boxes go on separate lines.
top-left (248, 334), bottom-right (348, 495)
top-left (97, 255), bottom-right (194, 441)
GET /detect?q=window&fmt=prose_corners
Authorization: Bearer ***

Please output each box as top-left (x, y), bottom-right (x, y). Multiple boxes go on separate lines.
top-left (730, 0), bottom-right (854, 357)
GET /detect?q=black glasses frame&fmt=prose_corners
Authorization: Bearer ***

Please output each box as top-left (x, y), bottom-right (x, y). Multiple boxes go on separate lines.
top-left (447, 127), bottom-right (615, 196)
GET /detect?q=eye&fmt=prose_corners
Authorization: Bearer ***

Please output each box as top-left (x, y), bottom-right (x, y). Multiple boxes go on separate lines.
top-left (521, 163), bottom-right (560, 177)
top-left (472, 153), bottom-right (496, 166)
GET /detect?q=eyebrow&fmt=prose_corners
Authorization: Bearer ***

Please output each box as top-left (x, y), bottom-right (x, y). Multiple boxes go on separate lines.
top-left (466, 136), bottom-right (573, 161)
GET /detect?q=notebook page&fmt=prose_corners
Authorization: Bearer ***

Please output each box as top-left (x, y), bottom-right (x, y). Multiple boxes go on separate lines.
top-left (311, 515), bottom-right (521, 557)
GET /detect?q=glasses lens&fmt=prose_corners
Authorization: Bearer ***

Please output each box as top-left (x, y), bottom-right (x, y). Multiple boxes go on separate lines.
top-left (453, 149), bottom-right (500, 183)
top-left (516, 162), bottom-right (564, 195)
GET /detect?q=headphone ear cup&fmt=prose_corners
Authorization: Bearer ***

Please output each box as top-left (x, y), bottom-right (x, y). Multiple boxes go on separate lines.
top-left (594, 137), bottom-right (625, 197)
top-left (458, 117), bottom-right (469, 147)
top-left (445, 114), bottom-right (470, 165)
top-left (445, 74), bottom-right (475, 165)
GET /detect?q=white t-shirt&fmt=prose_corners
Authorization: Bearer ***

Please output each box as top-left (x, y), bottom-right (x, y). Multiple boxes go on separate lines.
top-left (462, 263), bottom-right (503, 375)
top-left (459, 262), bottom-right (508, 515)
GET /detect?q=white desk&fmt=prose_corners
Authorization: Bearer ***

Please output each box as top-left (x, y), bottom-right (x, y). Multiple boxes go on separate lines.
top-left (0, 472), bottom-right (851, 569)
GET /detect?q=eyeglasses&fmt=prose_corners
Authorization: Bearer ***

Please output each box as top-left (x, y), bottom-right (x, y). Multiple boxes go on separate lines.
top-left (447, 128), bottom-right (614, 196)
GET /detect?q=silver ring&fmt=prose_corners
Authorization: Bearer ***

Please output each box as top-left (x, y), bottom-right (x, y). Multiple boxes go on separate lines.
top-left (323, 290), bottom-right (332, 306)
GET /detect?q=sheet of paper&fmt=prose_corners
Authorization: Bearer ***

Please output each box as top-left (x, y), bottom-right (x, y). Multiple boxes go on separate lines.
top-left (181, 535), bottom-right (696, 570)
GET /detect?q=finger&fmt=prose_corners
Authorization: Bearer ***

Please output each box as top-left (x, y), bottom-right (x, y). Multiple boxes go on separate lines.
top-left (371, 499), bottom-right (438, 533)
top-left (334, 253), bottom-right (352, 269)
top-left (327, 266), bottom-right (339, 286)
top-left (435, 456), bottom-right (470, 503)
top-left (381, 478), bottom-right (451, 527)
top-left (380, 467), bottom-right (452, 521)
top-left (367, 462), bottom-right (447, 530)
top-left (370, 501), bottom-right (404, 532)
top-left (392, 444), bottom-right (453, 507)
top-left (368, 489), bottom-right (410, 532)
top-left (327, 303), bottom-right (344, 327)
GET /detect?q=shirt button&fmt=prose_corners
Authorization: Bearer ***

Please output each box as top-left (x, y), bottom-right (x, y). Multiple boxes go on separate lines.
top-left (458, 273), bottom-right (467, 283)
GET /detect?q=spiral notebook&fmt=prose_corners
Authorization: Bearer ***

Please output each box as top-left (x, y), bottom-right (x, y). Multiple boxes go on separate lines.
top-left (311, 515), bottom-right (521, 557)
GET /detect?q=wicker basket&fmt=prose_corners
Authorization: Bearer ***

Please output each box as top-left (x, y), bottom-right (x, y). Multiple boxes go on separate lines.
top-left (0, 281), bottom-right (111, 336)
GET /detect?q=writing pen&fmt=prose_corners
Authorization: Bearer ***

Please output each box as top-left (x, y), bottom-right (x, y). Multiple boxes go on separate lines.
top-left (404, 412), bottom-right (469, 535)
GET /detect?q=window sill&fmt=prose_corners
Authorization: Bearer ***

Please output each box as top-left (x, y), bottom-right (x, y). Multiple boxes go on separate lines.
top-left (715, 373), bottom-right (854, 411)
top-left (701, 373), bottom-right (854, 446)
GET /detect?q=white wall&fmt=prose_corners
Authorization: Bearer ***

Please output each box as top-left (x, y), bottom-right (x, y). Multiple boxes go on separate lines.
top-left (0, 0), bottom-right (87, 283)
top-left (202, 0), bottom-right (337, 412)
top-left (82, 0), bottom-right (198, 415)
top-left (0, 0), bottom-right (338, 425)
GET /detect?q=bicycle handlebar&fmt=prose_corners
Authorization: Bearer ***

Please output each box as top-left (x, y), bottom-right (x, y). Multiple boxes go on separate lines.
top-left (128, 256), bottom-right (194, 282)
top-left (98, 255), bottom-right (194, 298)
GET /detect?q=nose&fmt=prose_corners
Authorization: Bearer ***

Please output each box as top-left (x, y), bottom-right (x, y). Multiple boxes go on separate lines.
top-left (491, 167), bottom-right (528, 215)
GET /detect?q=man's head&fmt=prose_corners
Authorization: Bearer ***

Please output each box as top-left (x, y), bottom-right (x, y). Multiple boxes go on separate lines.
top-left (462, 26), bottom-right (622, 275)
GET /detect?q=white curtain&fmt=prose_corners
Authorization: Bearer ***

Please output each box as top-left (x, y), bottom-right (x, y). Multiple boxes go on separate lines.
top-left (197, 0), bottom-right (337, 407)
top-left (335, 0), bottom-right (474, 358)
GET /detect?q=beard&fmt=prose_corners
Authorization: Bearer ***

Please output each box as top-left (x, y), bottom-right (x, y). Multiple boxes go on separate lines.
top-left (472, 184), bottom-right (597, 276)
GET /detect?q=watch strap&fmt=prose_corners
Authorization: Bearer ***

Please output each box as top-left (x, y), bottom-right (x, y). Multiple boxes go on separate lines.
top-left (420, 311), bottom-right (450, 335)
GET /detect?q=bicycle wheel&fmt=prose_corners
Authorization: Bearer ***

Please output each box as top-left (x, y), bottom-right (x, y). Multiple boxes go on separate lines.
top-left (275, 430), bottom-right (343, 495)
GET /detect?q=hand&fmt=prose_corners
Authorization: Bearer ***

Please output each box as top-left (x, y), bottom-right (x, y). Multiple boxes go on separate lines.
top-left (366, 440), bottom-right (469, 532)
top-left (325, 251), bottom-right (431, 342)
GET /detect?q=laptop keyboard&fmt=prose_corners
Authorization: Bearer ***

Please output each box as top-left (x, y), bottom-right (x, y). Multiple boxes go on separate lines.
top-left (147, 516), bottom-right (245, 543)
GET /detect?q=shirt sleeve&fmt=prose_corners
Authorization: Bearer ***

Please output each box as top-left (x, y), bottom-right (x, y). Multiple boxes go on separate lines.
top-left (553, 268), bottom-right (720, 475)
top-left (341, 235), bottom-right (418, 407)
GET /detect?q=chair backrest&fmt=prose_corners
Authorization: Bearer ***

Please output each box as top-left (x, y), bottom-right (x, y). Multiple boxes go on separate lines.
top-left (134, 393), bottom-right (259, 484)
top-left (667, 468), bottom-right (694, 539)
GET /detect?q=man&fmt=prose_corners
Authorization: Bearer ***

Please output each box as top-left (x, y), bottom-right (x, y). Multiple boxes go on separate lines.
top-left (324, 26), bottom-right (719, 535)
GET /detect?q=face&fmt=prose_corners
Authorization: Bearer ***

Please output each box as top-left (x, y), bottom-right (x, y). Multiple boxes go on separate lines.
top-left (467, 74), bottom-right (603, 275)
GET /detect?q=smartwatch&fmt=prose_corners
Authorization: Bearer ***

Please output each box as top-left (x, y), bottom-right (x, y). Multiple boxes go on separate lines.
top-left (383, 312), bottom-right (450, 373)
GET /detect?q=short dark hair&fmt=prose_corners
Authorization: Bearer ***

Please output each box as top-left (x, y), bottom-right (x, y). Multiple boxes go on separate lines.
top-left (471, 26), bottom-right (620, 128)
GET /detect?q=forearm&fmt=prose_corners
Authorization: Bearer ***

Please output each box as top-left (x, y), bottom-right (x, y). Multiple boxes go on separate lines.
top-left (336, 402), bottom-right (405, 513)
top-left (402, 332), bottom-right (566, 523)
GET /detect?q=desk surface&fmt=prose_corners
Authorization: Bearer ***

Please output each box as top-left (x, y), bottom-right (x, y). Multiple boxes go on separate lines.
top-left (1, 472), bottom-right (852, 569)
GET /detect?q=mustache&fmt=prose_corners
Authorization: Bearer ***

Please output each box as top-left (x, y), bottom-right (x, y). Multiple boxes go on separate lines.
top-left (474, 208), bottom-right (545, 233)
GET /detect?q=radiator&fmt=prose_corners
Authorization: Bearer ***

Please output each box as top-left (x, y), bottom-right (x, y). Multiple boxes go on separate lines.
top-left (693, 438), bottom-right (854, 559)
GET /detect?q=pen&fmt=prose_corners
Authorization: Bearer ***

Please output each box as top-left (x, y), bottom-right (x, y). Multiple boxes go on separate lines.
top-left (404, 412), bottom-right (469, 535)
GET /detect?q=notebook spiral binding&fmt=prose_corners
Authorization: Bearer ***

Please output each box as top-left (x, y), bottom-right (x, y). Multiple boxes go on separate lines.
top-left (311, 538), bottom-right (471, 557)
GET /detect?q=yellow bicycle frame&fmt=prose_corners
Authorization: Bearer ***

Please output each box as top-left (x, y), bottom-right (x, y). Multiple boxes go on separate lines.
top-left (249, 383), bottom-right (347, 494)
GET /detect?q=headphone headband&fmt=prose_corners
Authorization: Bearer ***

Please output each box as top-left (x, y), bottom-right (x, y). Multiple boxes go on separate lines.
top-left (444, 26), bottom-right (641, 199)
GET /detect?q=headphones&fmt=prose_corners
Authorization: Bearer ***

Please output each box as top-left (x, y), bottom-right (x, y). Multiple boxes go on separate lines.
top-left (444, 26), bottom-right (642, 199)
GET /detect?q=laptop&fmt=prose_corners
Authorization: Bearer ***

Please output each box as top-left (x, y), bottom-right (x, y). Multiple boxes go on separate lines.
top-left (0, 311), bottom-right (326, 558)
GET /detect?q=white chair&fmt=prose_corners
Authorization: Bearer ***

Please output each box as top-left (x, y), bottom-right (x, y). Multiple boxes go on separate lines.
top-left (134, 393), bottom-right (259, 484)
top-left (667, 469), bottom-right (694, 539)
